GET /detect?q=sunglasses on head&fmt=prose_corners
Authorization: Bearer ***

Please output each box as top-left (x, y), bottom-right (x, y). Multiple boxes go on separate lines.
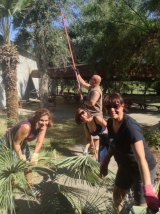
top-left (105, 104), bottom-right (120, 110)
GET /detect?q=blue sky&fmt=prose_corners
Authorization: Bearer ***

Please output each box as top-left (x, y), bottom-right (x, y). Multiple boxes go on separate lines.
top-left (11, 29), bottom-right (19, 41)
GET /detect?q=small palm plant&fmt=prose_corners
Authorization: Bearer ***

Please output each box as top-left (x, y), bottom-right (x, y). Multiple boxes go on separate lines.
top-left (1, 146), bottom-right (159, 214)
top-left (0, 145), bottom-right (55, 214)
top-left (54, 155), bottom-right (101, 185)
top-left (0, 145), bottom-right (28, 214)
top-left (34, 154), bottom-right (109, 213)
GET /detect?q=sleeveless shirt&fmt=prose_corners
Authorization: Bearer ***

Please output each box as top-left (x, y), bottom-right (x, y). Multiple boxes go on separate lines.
top-left (3, 120), bottom-right (39, 149)
top-left (86, 86), bottom-right (102, 116)
top-left (86, 117), bottom-right (109, 147)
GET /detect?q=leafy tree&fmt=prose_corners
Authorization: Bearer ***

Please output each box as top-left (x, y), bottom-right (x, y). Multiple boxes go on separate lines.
top-left (14, 0), bottom-right (70, 107)
top-left (141, 0), bottom-right (160, 16)
top-left (152, 81), bottom-right (160, 95)
top-left (66, 0), bottom-right (160, 83)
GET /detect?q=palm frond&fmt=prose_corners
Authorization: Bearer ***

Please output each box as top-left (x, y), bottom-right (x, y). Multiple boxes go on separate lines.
top-left (12, 0), bottom-right (33, 15)
top-left (0, 146), bottom-right (28, 212)
top-left (38, 182), bottom-right (108, 214)
top-left (80, 189), bottom-right (107, 214)
top-left (0, 4), bottom-right (5, 9)
top-left (52, 155), bottom-right (101, 186)
top-left (39, 183), bottom-right (80, 214)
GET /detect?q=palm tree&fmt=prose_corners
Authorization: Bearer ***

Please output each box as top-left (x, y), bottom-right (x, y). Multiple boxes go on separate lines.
top-left (0, 0), bottom-right (32, 127)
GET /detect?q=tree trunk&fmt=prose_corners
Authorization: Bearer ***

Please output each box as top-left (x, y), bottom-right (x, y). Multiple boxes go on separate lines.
top-left (0, 44), bottom-right (19, 127)
top-left (36, 56), bottom-right (49, 108)
top-left (35, 38), bottom-right (49, 108)
top-left (5, 88), bottom-right (19, 126)
top-left (39, 71), bottom-right (49, 108)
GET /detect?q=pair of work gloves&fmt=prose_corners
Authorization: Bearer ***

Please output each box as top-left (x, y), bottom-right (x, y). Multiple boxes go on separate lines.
top-left (100, 159), bottom-right (160, 213)
top-left (19, 153), bottom-right (39, 165)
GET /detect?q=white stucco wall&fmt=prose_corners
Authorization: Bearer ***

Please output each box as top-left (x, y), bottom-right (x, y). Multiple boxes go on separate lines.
top-left (17, 54), bottom-right (39, 99)
top-left (0, 53), bottom-right (39, 109)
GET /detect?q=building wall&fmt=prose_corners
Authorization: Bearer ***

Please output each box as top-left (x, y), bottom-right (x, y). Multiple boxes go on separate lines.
top-left (0, 54), bottom-right (39, 109)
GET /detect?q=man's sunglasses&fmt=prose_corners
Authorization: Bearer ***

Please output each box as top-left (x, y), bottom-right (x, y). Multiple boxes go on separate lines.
top-left (105, 104), bottom-right (120, 110)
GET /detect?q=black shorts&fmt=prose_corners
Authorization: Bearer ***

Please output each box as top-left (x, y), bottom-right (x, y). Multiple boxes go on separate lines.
top-left (115, 165), bottom-right (156, 204)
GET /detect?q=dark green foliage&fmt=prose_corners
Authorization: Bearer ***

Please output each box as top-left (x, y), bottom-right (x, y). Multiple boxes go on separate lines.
top-left (65, 0), bottom-right (160, 81)
top-left (144, 128), bottom-right (160, 149)
top-left (152, 81), bottom-right (160, 95)
top-left (13, 0), bottom-right (70, 67)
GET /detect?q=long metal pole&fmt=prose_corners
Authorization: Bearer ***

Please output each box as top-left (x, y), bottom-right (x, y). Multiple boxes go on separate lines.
top-left (61, 11), bottom-right (83, 100)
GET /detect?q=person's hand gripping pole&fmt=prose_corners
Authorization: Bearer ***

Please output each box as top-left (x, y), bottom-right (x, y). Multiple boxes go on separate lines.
top-left (61, 10), bottom-right (83, 101)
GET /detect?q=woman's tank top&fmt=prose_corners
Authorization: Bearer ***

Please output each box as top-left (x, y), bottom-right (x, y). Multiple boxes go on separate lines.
top-left (85, 117), bottom-right (103, 136)
top-left (3, 120), bottom-right (38, 149)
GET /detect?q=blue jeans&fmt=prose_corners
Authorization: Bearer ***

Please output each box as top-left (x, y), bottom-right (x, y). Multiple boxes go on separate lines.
top-left (98, 145), bottom-right (108, 163)
top-left (98, 133), bottom-right (109, 163)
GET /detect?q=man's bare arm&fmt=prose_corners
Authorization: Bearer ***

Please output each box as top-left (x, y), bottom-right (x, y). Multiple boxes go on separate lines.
top-left (77, 73), bottom-right (90, 89)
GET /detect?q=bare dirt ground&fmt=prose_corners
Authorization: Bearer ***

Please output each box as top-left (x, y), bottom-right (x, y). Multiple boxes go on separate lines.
top-left (1, 97), bottom-right (160, 213)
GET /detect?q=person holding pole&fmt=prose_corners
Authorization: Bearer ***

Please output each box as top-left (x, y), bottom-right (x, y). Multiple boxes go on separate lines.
top-left (61, 10), bottom-right (103, 159)
top-left (77, 71), bottom-right (103, 160)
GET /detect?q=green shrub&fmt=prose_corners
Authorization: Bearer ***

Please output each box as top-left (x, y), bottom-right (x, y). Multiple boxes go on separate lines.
top-left (144, 128), bottom-right (160, 149)
top-left (152, 81), bottom-right (160, 96)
